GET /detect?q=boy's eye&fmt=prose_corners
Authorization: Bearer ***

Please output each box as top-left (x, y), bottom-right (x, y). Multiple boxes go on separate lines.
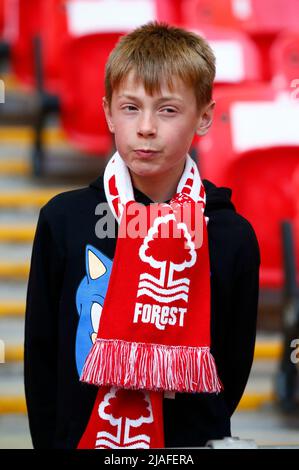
top-left (122, 105), bottom-right (138, 112)
top-left (160, 107), bottom-right (177, 114)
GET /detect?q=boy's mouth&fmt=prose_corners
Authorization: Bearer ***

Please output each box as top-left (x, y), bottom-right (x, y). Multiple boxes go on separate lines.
top-left (134, 149), bottom-right (159, 157)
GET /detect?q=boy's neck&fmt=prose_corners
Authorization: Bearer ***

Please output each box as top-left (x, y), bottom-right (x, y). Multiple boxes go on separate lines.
top-left (129, 160), bottom-right (186, 203)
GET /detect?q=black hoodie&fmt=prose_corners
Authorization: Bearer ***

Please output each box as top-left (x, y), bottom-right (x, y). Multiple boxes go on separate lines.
top-left (24, 174), bottom-right (260, 449)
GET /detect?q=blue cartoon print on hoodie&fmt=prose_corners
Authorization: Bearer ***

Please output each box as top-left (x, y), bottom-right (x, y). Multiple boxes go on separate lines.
top-left (75, 244), bottom-right (113, 376)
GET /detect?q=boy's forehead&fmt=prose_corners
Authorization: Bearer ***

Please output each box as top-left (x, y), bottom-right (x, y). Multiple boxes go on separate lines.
top-left (113, 71), bottom-right (194, 102)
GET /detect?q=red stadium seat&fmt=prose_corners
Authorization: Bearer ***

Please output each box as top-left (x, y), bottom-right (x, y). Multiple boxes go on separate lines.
top-left (155, 0), bottom-right (182, 24)
top-left (65, 0), bottom-right (155, 35)
top-left (181, 0), bottom-right (299, 81)
top-left (38, 0), bottom-right (68, 93)
top-left (59, 32), bottom-right (122, 155)
top-left (6, 0), bottom-right (43, 87)
top-left (188, 26), bottom-right (263, 153)
top-left (198, 86), bottom-right (299, 289)
top-left (5, 0), bottom-right (67, 92)
top-left (270, 32), bottom-right (299, 92)
top-left (0, 0), bottom-right (4, 38)
top-left (181, 0), bottom-right (239, 29)
top-left (7, 0), bottom-right (171, 91)
top-left (292, 166), bottom-right (299, 278)
top-left (191, 26), bottom-right (262, 85)
top-left (181, 0), bottom-right (299, 33)
top-left (65, 0), bottom-right (181, 35)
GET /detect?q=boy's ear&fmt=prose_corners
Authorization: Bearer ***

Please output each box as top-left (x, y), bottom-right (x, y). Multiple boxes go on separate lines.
top-left (102, 97), bottom-right (115, 133)
top-left (196, 100), bottom-right (215, 137)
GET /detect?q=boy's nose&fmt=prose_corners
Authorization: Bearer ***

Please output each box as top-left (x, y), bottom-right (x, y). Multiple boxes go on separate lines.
top-left (137, 112), bottom-right (157, 137)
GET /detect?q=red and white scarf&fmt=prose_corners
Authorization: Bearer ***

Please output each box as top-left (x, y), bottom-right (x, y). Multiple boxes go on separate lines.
top-left (77, 152), bottom-right (222, 449)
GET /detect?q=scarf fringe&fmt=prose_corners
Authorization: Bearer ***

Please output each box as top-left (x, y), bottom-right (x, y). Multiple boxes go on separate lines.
top-left (80, 339), bottom-right (222, 393)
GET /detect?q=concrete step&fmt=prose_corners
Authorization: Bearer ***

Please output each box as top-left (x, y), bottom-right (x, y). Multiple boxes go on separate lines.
top-left (0, 406), bottom-right (298, 449)
top-left (231, 405), bottom-right (299, 447)
top-left (0, 188), bottom-right (70, 208)
top-left (0, 176), bottom-right (50, 190)
top-left (0, 226), bottom-right (35, 243)
top-left (0, 160), bottom-right (30, 176)
top-left (0, 375), bottom-right (24, 396)
top-left (0, 126), bottom-right (66, 145)
top-left (0, 415), bottom-right (32, 449)
top-left (0, 155), bottom-right (107, 181)
top-left (0, 261), bottom-right (29, 280)
top-left (0, 244), bottom-right (32, 262)
top-left (0, 333), bottom-right (282, 412)
top-left (0, 212), bottom-right (39, 225)
top-left (0, 317), bottom-right (25, 345)
top-left (0, 282), bottom-right (27, 301)
top-left (0, 301), bottom-right (25, 317)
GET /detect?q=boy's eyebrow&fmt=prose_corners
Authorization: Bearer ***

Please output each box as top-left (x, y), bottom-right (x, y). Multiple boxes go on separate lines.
top-left (117, 93), bottom-right (184, 103)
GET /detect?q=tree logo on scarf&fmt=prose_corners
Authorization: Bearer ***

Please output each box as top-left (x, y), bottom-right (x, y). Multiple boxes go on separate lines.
top-left (95, 386), bottom-right (153, 449)
top-left (133, 213), bottom-right (196, 330)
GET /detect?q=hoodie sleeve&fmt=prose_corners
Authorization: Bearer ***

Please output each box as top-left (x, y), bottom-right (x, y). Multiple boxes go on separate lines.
top-left (24, 206), bottom-right (64, 448)
top-left (222, 219), bottom-right (260, 416)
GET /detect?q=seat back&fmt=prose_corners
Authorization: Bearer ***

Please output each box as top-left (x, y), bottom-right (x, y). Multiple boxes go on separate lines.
top-left (292, 165), bottom-right (299, 279)
top-left (0, 0), bottom-right (4, 38)
top-left (271, 32), bottom-right (299, 92)
top-left (198, 87), bottom-right (299, 288)
top-left (181, 0), bottom-right (299, 80)
top-left (65, 0), bottom-right (156, 35)
top-left (39, 0), bottom-right (68, 92)
top-left (60, 32), bottom-right (122, 155)
top-left (181, 0), bottom-right (298, 33)
top-left (6, 0), bottom-right (67, 92)
top-left (7, 0), bottom-right (43, 87)
top-left (192, 26), bottom-right (262, 85)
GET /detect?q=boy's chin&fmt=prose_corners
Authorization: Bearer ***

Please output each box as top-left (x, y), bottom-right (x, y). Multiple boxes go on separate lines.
top-left (128, 162), bottom-right (161, 178)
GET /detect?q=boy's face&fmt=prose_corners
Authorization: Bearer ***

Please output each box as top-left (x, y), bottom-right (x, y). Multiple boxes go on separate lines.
top-left (103, 71), bottom-right (214, 180)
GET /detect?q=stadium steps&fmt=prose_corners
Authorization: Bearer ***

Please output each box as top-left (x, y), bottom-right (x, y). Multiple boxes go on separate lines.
top-left (0, 122), bottom-right (75, 425)
top-left (0, 334), bottom-right (283, 414)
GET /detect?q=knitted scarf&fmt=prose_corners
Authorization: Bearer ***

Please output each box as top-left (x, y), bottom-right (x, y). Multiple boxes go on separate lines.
top-left (77, 152), bottom-right (222, 449)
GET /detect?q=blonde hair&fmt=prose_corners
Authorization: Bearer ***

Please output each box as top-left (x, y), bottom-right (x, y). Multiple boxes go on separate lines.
top-left (105, 22), bottom-right (216, 110)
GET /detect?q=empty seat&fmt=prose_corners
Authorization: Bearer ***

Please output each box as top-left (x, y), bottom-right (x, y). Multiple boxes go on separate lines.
top-left (181, 0), bottom-right (298, 33)
top-left (65, 0), bottom-right (182, 34)
top-left (4, 0), bottom-right (67, 92)
top-left (59, 32), bottom-right (122, 155)
top-left (65, 0), bottom-right (156, 35)
top-left (0, 0), bottom-right (4, 39)
top-left (181, 0), bottom-right (299, 81)
top-left (292, 165), bottom-right (299, 277)
top-left (270, 32), bottom-right (299, 92)
top-left (7, 0), bottom-right (43, 88)
top-left (192, 26), bottom-right (262, 85)
top-left (198, 86), bottom-right (299, 289)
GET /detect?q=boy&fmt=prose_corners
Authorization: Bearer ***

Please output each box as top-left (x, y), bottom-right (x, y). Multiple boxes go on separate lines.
top-left (24, 22), bottom-right (260, 449)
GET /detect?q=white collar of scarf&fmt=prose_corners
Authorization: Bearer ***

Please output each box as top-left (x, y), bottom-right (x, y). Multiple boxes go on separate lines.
top-left (104, 151), bottom-right (208, 224)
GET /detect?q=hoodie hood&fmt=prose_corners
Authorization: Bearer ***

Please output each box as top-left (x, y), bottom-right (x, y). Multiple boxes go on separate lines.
top-left (89, 174), bottom-right (235, 214)
top-left (201, 179), bottom-right (235, 213)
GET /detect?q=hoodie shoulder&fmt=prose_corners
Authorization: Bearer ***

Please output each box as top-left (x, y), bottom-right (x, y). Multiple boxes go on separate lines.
top-left (41, 175), bottom-right (106, 220)
top-left (203, 179), bottom-right (260, 268)
top-left (203, 179), bottom-right (236, 213)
